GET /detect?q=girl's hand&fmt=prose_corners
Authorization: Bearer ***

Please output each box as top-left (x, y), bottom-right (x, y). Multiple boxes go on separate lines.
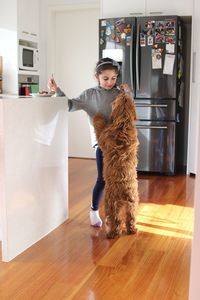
top-left (47, 78), bottom-right (57, 93)
top-left (120, 83), bottom-right (130, 92)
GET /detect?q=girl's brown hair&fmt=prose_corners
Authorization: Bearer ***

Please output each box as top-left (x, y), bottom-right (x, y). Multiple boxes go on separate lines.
top-left (95, 57), bottom-right (120, 76)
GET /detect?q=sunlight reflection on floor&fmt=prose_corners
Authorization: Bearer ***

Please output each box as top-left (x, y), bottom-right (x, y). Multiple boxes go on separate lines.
top-left (137, 203), bottom-right (194, 239)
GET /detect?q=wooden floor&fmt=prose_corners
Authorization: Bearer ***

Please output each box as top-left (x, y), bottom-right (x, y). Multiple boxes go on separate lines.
top-left (0, 158), bottom-right (195, 300)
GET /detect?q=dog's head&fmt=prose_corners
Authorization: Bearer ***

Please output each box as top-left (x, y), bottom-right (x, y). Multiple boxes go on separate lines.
top-left (111, 93), bottom-right (137, 127)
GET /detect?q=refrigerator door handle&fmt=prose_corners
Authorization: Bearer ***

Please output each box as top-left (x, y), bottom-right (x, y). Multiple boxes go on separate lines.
top-left (192, 52), bottom-right (196, 83)
top-left (135, 104), bottom-right (168, 108)
top-left (130, 24), bottom-right (134, 91)
top-left (136, 23), bottom-right (140, 90)
top-left (136, 125), bottom-right (168, 129)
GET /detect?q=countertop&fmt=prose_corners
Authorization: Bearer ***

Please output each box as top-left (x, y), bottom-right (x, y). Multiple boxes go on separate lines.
top-left (0, 93), bottom-right (54, 99)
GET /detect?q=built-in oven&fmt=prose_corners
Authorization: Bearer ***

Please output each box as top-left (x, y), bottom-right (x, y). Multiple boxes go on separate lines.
top-left (135, 99), bottom-right (177, 175)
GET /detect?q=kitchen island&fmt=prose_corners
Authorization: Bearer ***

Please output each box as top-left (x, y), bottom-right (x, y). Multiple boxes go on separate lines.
top-left (0, 97), bottom-right (68, 261)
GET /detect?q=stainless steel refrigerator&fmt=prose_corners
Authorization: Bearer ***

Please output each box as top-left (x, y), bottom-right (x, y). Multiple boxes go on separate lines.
top-left (99, 15), bottom-right (191, 175)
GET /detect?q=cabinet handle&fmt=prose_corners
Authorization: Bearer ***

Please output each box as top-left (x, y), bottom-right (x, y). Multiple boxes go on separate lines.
top-left (149, 12), bottom-right (163, 15)
top-left (129, 12), bottom-right (144, 16)
top-left (22, 31), bottom-right (29, 34)
top-left (30, 33), bottom-right (37, 36)
top-left (192, 52), bottom-right (196, 83)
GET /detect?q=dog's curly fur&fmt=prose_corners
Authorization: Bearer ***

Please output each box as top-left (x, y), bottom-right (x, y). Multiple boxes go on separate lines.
top-left (93, 93), bottom-right (139, 239)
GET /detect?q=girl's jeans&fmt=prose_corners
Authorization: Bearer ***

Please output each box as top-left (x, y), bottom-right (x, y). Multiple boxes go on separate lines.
top-left (91, 147), bottom-right (105, 210)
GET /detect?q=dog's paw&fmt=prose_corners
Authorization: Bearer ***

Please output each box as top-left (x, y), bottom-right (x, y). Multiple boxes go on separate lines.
top-left (106, 230), bottom-right (121, 239)
top-left (127, 227), bottom-right (138, 235)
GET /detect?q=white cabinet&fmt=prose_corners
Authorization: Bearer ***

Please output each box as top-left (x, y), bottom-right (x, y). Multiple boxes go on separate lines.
top-left (101, 0), bottom-right (192, 18)
top-left (146, 0), bottom-right (192, 16)
top-left (101, 0), bottom-right (146, 18)
top-left (17, 0), bottom-right (40, 41)
top-left (0, 99), bottom-right (68, 261)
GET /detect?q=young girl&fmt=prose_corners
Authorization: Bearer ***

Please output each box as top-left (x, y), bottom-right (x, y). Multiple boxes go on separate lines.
top-left (48, 57), bottom-right (131, 227)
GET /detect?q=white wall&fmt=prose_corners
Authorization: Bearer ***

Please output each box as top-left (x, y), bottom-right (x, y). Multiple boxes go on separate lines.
top-left (39, 0), bottom-right (100, 91)
top-left (0, 0), bottom-right (18, 94)
top-left (189, 87), bottom-right (200, 299)
top-left (0, 29), bottom-right (18, 94)
top-left (45, 1), bottom-right (100, 158)
top-left (54, 8), bottom-right (99, 158)
top-left (0, 0), bottom-right (17, 31)
top-left (188, 1), bottom-right (200, 296)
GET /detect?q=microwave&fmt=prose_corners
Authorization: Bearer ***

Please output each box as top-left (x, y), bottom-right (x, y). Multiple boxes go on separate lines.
top-left (19, 45), bottom-right (39, 72)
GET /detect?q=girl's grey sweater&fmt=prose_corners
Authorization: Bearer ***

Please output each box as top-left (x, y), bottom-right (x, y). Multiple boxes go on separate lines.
top-left (55, 86), bottom-right (122, 147)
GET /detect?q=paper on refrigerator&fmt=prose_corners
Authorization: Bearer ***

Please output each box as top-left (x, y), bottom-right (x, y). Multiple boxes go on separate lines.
top-left (163, 54), bottom-right (175, 75)
top-left (152, 49), bottom-right (162, 69)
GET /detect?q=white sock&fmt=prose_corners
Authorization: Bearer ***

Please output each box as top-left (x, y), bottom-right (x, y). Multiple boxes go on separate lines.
top-left (90, 209), bottom-right (102, 227)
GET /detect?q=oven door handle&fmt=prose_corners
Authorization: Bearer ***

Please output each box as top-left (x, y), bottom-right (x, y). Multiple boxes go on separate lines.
top-left (135, 104), bottom-right (168, 108)
top-left (136, 125), bottom-right (168, 129)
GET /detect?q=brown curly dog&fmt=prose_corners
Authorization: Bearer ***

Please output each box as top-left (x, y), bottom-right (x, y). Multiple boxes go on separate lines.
top-left (93, 93), bottom-right (139, 239)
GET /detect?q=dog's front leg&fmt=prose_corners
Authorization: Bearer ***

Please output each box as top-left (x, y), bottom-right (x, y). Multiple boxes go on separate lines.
top-left (93, 113), bottom-right (106, 141)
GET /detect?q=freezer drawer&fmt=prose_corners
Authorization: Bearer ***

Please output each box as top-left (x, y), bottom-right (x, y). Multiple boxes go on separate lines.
top-left (136, 121), bottom-right (175, 174)
top-left (135, 99), bottom-right (176, 121)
